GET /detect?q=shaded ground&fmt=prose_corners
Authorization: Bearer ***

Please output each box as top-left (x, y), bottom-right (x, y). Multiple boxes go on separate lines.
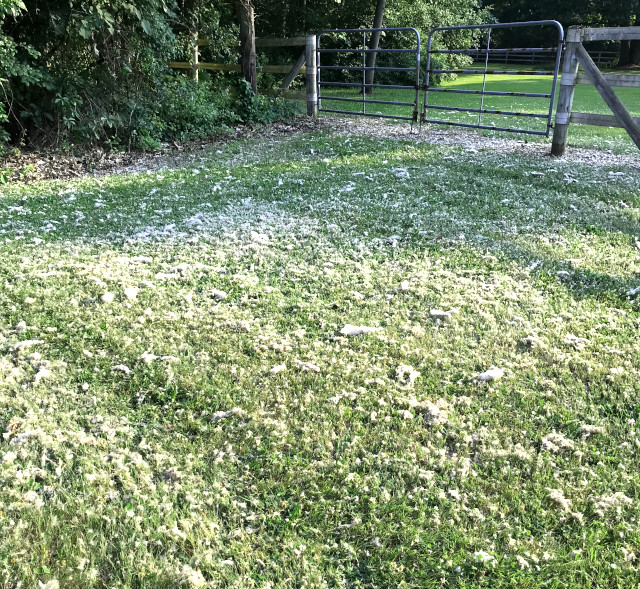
top-left (3, 115), bottom-right (639, 184)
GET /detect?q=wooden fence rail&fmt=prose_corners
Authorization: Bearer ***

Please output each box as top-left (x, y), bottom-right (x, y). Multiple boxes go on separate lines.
top-left (168, 36), bottom-right (318, 116)
top-left (551, 26), bottom-right (640, 156)
top-left (471, 49), bottom-right (618, 66)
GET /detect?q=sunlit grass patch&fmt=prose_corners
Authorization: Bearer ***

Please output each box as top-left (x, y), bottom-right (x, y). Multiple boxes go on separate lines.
top-left (0, 129), bottom-right (639, 588)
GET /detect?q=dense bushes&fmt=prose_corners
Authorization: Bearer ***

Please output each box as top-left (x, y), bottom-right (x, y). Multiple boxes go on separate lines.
top-left (0, 0), bottom-right (298, 154)
top-left (0, 0), bottom-right (493, 154)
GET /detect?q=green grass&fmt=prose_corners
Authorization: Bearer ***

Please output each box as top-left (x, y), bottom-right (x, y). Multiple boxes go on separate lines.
top-left (318, 67), bottom-right (640, 153)
top-left (0, 129), bottom-right (639, 588)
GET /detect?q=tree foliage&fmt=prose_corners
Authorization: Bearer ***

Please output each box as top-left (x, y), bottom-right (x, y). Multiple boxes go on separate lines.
top-left (0, 0), bottom-right (284, 152)
top-left (483, 0), bottom-right (640, 64)
top-left (1, 0), bottom-right (637, 152)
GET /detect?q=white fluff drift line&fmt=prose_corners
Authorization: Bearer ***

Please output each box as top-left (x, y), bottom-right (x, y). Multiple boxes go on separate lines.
top-left (339, 324), bottom-right (380, 337)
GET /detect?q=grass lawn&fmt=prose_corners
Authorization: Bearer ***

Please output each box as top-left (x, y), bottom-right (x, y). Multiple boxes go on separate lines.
top-left (318, 67), bottom-right (640, 153)
top-left (0, 127), bottom-right (639, 588)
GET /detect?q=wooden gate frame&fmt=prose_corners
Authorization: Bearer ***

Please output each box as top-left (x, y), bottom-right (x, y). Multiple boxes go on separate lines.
top-left (551, 26), bottom-right (640, 156)
top-left (169, 36), bottom-right (318, 116)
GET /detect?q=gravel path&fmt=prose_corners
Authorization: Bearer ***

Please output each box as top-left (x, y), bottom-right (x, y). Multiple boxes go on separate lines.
top-left (321, 117), bottom-right (640, 171)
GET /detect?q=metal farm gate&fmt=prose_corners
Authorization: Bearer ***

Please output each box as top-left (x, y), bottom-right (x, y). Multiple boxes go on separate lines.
top-left (316, 21), bottom-right (565, 137)
top-left (316, 27), bottom-right (422, 122)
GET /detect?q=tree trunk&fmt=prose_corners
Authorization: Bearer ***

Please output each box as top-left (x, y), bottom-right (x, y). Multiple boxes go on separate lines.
top-left (630, 15), bottom-right (640, 66)
top-left (364, 0), bottom-right (386, 94)
top-left (617, 12), bottom-right (639, 67)
top-left (631, 39), bottom-right (640, 65)
top-left (237, 0), bottom-right (257, 94)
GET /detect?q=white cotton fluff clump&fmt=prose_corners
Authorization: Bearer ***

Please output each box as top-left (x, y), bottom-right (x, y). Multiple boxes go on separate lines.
top-left (112, 364), bottom-right (131, 375)
top-left (124, 287), bottom-right (139, 300)
top-left (33, 366), bottom-right (52, 385)
top-left (100, 292), bottom-right (115, 304)
top-left (628, 286), bottom-right (640, 297)
top-left (2, 451), bottom-right (17, 464)
top-left (391, 167), bottom-right (410, 180)
top-left (578, 424), bottom-right (605, 436)
top-left (541, 432), bottom-right (575, 453)
top-left (161, 356), bottom-right (180, 364)
top-left (475, 367), bottom-right (504, 382)
top-left (473, 551), bottom-right (496, 566)
top-left (15, 321), bottom-right (27, 333)
top-left (210, 289), bottom-right (228, 301)
top-left (210, 407), bottom-right (245, 422)
top-left (407, 398), bottom-right (450, 426)
top-left (564, 334), bottom-right (589, 350)
top-left (523, 335), bottom-right (544, 348)
top-left (139, 352), bottom-right (158, 364)
top-left (13, 340), bottom-right (44, 351)
top-left (269, 364), bottom-right (287, 375)
top-left (340, 324), bottom-right (379, 337)
top-left (430, 309), bottom-right (459, 322)
top-left (179, 565), bottom-right (207, 589)
top-left (547, 488), bottom-right (571, 511)
top-left (131, 256), bottom-right (153, 264)
top-left (294, 360), bottom-right (320, 373)
top-left (593, 492), bottom-right (633, 516)
top-left (396, 364), bottom-right (420, 388)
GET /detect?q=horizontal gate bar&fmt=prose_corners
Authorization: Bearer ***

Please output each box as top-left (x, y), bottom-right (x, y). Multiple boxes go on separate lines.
top-left (319, 96), bottom-right (416, 106)
top-left (428, 69), bottom-right (554, 76)
top-left (318, 65), bottom-right (415, 72)
top-left (426, 88), bottom-right (551, 98)
top-left (317, 48), bottom-right (416, 53)
top-left (428, 20), bottom-right (564, 38)
top-left (429, 47), bottom-right (556, 54)
top-left (321, 109), bottom-right (415, 121)
top-left (422, 118), bottom-right (549, 135)
top-left (320, 81), bottom-right (417, 90)
top-left (423, 105), bottom-right (549, 118)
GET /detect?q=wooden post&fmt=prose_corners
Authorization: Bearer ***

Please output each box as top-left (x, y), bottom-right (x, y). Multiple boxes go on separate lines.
top-left (305, 35), bottom-right (318, 117)
top-left (191, 32), bottom-right (199, 82)
top-left (574, 43), bottom-right (640, 150)
top-left (278, 51), bottom-right (307, 95)
top-left (551, 27), bottom-right (580, 157)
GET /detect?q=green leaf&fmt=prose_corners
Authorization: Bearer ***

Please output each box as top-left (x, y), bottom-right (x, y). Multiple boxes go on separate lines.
top-left (140, 19), bottom-right (152, 35)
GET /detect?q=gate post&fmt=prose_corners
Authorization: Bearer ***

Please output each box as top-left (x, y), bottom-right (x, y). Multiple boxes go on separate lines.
top-left (551, 27), bottom-right (581, 156)
top-left (305, 35), bottom-right (318, 117)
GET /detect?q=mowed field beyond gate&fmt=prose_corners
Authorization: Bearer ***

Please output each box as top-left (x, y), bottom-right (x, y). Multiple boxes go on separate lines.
top-left (0, 121), bottom-right (639, 588)
top-left (317, 66), bottom-right (640, 152)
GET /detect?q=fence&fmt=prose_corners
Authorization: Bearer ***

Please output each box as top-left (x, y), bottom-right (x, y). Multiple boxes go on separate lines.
top-left (168, 36), bottom-right (318, 116)
top-left (552, 26), bottom-right (640, 155)
top-left (471, 48), bottom-right (618, 66)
